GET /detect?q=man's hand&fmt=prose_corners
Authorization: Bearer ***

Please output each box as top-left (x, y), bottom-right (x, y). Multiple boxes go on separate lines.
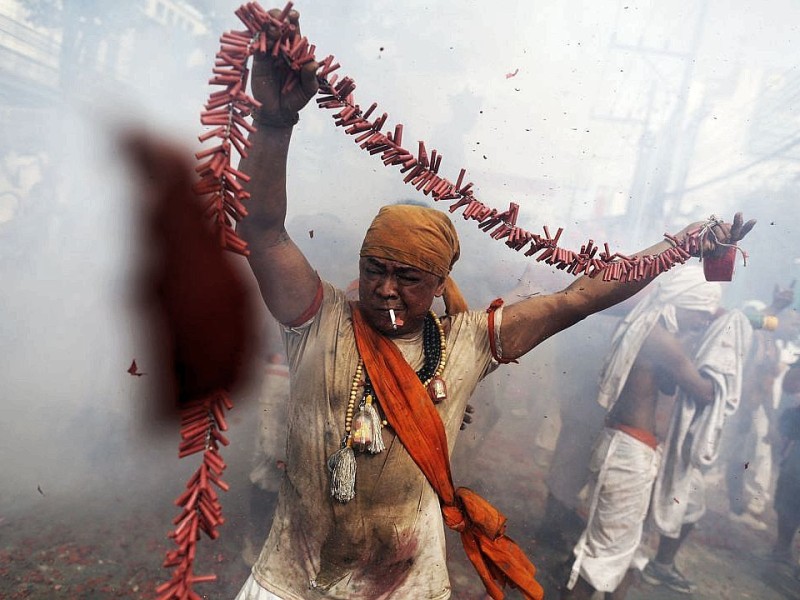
top-left (251, 9), bottom-right (319, 125)
top-left (770, 281), bottom-right (795, 313)
top-left (675, 212), bottom-right (756, 257)
top-left (724, 211), bottom-right (758, 245)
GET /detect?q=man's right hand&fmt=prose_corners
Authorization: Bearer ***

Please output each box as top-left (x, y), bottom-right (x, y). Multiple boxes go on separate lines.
top-left (251, 9), bottom-right (319, 125)
top-left (770, 281), bottom-right (795, 314)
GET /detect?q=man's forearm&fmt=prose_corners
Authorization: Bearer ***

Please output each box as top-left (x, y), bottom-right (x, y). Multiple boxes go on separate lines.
top-left (565, 238), bottom-right (675, 315)
top-left (234, 122), bottom-right (321, 323)
top-left (237, 124), bottom-right (294, 245)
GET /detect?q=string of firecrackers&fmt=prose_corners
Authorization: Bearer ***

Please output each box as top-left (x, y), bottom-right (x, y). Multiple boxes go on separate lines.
top-left (161, 6), bottom-right (295, 597)
top-left (193, 0), bottom-right (723, 283)
top-left (174, 2), bottom-right (722, 597)
top-left (156, 392), bottom-right (233, 600)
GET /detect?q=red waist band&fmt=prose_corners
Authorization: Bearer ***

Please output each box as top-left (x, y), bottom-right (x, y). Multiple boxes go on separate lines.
top-left (609, 422), bottom-right (658, 450)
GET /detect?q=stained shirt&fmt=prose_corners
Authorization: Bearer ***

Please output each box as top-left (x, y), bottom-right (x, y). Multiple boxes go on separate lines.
top-left (251, 281), bottom-right (497, 599)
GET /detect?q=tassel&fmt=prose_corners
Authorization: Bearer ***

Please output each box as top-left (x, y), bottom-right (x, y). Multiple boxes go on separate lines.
top-left (327, 443), bottom-right (356, 503)
top-left (364, 395), bottom-right (385, 454)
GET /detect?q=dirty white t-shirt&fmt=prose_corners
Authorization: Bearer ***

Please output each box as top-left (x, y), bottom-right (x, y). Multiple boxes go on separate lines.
top-left (251, 281), bottom-right (497, 599)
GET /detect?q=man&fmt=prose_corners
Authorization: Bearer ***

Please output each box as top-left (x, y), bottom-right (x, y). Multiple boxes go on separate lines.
top-left (563, 265), bottom-right (744, 599)
top-left (772, 365), bottom-right (800, 578)
top-left (645, 295), bottom-right (752, 594)
top-left (234, 9), bottom-right (754, 600)
top-left (724, 286), bottom-right (797, 531)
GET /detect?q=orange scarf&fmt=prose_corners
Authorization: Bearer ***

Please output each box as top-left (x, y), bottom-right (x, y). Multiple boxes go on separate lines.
top-left (351, 306), bottom-right (543, 600)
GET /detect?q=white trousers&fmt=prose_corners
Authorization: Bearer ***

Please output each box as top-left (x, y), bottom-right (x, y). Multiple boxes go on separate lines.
top-left (234, 574), bottom-right (284, 600)
top-left (568, 428), bottom-right (660, 593)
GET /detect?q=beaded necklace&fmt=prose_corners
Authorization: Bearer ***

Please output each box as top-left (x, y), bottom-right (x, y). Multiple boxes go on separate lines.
top-left (328, 311), bottom-right (447, 503)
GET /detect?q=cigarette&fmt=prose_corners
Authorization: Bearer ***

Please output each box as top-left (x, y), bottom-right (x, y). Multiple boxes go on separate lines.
top-left (388, 309), bottom-right (404, 329)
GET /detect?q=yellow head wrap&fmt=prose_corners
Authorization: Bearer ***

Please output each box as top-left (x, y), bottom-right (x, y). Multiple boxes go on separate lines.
top-left (360, 205), bottom-right (468, 314)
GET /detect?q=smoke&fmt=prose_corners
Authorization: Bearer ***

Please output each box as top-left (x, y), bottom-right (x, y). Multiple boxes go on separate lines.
top-left (1, 1), bottom-right (799, 597)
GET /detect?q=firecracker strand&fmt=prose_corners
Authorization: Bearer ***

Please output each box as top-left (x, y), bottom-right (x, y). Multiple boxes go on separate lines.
top-left (168, 3), bottom-right (740, 596)
top-left (192, 0), bottom-right (742, 284)
top-left (157, 391), bottom-right (232, 600)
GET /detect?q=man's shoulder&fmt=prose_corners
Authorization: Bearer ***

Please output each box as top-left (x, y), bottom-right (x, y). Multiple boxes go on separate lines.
top-left (645, 320), bottom-right (680, 346)
top-left (639, 322), bottom-right (685, 365)
top-left (445, 308), bottom-right (490, 332)
top-left (284, 280), bottom-right (349, 335)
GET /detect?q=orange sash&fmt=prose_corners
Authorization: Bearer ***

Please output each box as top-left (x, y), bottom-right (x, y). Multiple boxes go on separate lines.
top-left (351, 306), bottom-right (543, 600)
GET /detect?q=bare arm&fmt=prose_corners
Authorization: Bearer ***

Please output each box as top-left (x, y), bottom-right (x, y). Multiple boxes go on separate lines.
top-left (236, 9), bottom-right (321, 325)
top-left (639, 325), bottom-right (715, 404)
top-left (237, 125), bottom-right (319, 324)
top-left (499, 214), bottom-right (755, 360)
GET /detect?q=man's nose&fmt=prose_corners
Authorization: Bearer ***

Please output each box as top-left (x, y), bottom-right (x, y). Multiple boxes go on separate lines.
top-left (376, 276), bottom-right (399, 298)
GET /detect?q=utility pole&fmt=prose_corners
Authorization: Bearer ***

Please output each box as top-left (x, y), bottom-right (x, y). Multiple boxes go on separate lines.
top-left (592, 1), bottom-right (709, 239)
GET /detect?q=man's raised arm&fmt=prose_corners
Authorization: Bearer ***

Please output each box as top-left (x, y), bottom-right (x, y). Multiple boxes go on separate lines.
top-left (237, 9), bottom-right (321, 325)
top-left (499, 213), bottom-right (756, 360)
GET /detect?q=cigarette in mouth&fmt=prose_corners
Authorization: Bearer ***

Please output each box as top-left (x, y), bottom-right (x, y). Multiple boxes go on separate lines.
top-left (389, 309), bottom-right (403, 329)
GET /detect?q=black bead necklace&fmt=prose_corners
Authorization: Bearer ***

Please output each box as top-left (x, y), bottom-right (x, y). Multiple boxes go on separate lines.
top-left (362, 311), bottom-right (443, 399)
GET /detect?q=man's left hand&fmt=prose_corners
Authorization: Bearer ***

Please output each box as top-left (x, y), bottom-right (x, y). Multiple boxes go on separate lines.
top-left (704, 212), bottom-right (756, 255)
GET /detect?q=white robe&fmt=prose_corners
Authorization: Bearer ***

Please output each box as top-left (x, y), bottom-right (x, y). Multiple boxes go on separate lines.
top-left (597, 265), bottom-right (722, 411)
top-left (652, 310), bottom-right (752, 537)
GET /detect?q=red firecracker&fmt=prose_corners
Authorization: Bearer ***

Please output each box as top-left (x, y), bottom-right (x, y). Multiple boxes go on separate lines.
top-left (195, 1), bottom-right (740, 288)
top-left (157, 393), bottom-right (232, 600)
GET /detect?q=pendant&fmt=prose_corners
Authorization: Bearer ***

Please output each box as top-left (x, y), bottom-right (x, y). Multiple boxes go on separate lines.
top-left (351, 408), bottom-right (373, 452)
top-left (427, 376), bottom-right (447, 403)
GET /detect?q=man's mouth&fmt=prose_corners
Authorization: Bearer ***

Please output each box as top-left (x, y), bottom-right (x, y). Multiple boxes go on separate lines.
top-left (388, 309), bottom-right (404, 330)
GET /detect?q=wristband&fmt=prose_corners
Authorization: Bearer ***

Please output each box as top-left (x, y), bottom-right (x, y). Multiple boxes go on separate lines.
top-left (252, 108), bottom-right (299, 128)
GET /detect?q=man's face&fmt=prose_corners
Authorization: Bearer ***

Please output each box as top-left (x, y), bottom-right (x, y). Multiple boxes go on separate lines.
top-left (675, 307), bottom-right (714, 335)
top-left (358, 256), bottom-right (445, 338)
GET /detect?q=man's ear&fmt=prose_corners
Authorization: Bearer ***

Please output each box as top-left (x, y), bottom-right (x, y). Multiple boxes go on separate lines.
top-left (434, 277), bottom-right (446, 298)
